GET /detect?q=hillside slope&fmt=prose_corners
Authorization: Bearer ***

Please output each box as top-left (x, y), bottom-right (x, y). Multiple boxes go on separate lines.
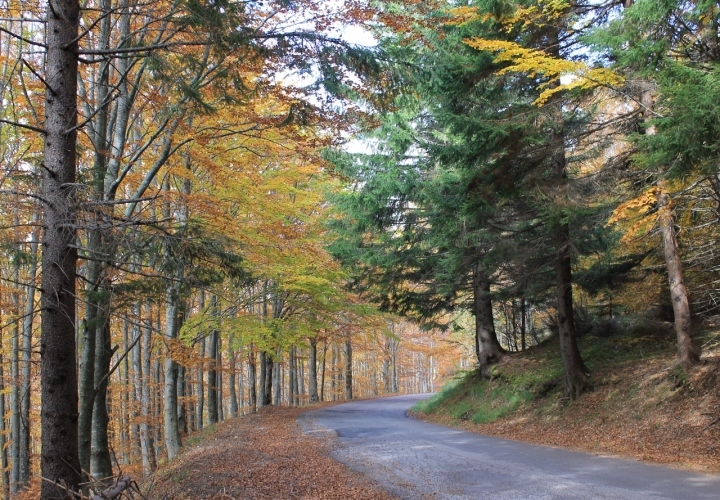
top-left (412, 320), bottom-right (720, 472)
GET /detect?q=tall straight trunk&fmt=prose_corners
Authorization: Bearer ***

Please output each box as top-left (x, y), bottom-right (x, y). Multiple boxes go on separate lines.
top-left (163, 283), bottom-right (182, 460)
top-left (308, 339), bottom-right (319, 403)
top-left (472, 263), bottom-right (504, 377)
top-left (247, 349), bottom-right (257, 411)
top-left (130, 302), bottom-right (144, 469)
top-left (0, 350), bottom-right (9, 497)
top-left (140, 302), bottom-right (156, 473)
top-left (520, 297), bottom-right (527, 351)
top-left (78, 261), bottom-right (99, 479)
top-left (207, 323), bottom-right (219, 424)
top-left (10, 261), bottom-right (20, 494)
top-left (289, 347), bottom-right (296, 405)
top-left (90, 311), bottom-right (113, 482)
top-left (544, 26), bottom-right (589, 399)
top-left (320, 342), bottom-right (327, 402)
top-left (272, 348), bottom-right (281, 406)
top-left (263, 356), bottom-right (273, 406)
top-left (258, 351), bottom-right (267, 408)
top-left (345, 340), bottom-right (353, 400)
top-left (177, 365), bottom-right (187, 434)
top-left (17, 233), bottom-right (37, 490)
top-left (228, 334), bottom-right (238, 418)
top-left (196, 336), bottom-right (205, 429)
top-left (298, 354), bottom-right (305, 397)
top-left (40, 0), bottom-right (82, 491)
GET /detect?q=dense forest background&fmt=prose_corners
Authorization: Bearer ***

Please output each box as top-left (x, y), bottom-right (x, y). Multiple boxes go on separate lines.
top-left (0, 0), bottom-right (719, 496)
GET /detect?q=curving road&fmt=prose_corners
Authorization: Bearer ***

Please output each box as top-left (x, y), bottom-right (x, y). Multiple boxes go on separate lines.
top-left (300, 394), bottom-right (720, 499)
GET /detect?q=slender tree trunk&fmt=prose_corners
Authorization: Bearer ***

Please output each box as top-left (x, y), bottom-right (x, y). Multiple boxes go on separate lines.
top-left (90, 309), bottom-right (113, 482)
top-left (264, 355), bottom-right (273, 406)
top-left (320, 342), bottom-right (327, 402)
top-left (177, 365), bottom-right (187, 434)
top-left (258, 351), bottom-right (266, 409)
top-left (521, 297), bottom-right (527, 351)
top-left (140, 302), bottom-right (156, 472)
top-left (345, 340), bottom-right (353, 400)
top-left (163, 283), bottom-right (182, 460)
top-left (308, 339), bottom-right (319, 403)
top-left (0, 350), bottom-right (9, 497)
top-left (11, 261), bottom-right (20, 494)
top-left (208, 324), bottom-right (219, 424)
top-left (472, 263), bottom-right (504, 377)
top-left (247, 349), bottom-right (257, 411)
top-left (228, 334), bottom-right (238, 418)
top-left (196, 336), bottom-right (205, 429)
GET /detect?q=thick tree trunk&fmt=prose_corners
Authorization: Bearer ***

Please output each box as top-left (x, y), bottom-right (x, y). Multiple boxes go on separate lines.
top-left (41, 0), bottom-right (82, 492)
top-left (472, 263), bottom-right (504, 377)
top-left (345, 340), bottom-right (353, 400)
top-left (272, 348), bottom-right (281, 406)
top-left (263, 356), bottom-right (273, 406)
top-left (308, 339), bottom-right (319, 403)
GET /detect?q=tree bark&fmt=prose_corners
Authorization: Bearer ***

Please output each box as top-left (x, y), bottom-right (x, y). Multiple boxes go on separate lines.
top-left (345, 340), bottom-right (353, 400)
top-left (90, 313), bottom-right (113, 482)
top-left (655, 182), bottom-right (700, 370)
top-left (247, 348), bottom-right (257, 411)
top-left (228, 334), bottom-right (238, 417)
top-left (163, 283), bottom-right (182, 460)
top-left (308, 339), bottom-right (319, 403)
top-left (472, 263), bottom-right (505, 377)
top-left (40, 0), bottom-right (83, 492)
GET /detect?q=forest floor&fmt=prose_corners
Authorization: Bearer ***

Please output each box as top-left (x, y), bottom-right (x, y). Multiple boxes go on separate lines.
top-left (411, 318), bottom-right (720, 475)
top-left (149, 403), bottom-right (395, 499)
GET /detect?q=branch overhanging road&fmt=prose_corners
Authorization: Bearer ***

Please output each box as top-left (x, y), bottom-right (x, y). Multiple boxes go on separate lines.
top-left (300, 394), bottom-right (720, 499)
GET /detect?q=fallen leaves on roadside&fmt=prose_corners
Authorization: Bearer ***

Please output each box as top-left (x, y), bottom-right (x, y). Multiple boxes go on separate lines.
top-left (151, 404), bottom-right (396, 499)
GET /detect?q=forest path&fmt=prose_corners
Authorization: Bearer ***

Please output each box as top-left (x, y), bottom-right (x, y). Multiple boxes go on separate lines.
top-left (300, 394), bottom-right (720, 499)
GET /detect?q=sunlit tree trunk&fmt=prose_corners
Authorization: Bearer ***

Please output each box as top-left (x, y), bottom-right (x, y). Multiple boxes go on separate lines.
top-left (472, 263), bottom-right (504, 378)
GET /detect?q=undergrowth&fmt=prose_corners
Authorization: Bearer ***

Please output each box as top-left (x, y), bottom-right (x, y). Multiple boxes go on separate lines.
top-left (412, 321), bottom-right (718, 425)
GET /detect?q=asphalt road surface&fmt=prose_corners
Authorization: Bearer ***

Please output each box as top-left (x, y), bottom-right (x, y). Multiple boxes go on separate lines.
top-left (300, 394), bottom-right (720, 499)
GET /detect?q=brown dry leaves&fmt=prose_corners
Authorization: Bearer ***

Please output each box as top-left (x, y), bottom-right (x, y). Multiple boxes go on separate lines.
top-left (151, 405), bottom-right (396, 500)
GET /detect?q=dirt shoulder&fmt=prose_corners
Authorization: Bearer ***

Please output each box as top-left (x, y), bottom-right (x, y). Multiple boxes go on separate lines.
top-left (150, 404), bottom-right (395, 499)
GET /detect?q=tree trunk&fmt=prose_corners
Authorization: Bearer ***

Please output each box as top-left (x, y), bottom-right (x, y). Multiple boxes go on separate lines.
top-left (258, 350), bottom-right (266, 409)
top-left (639, 88), bottom-right (700, 372)
top-left (247, 349), bottom-right (257, 411)
top-left (197, 336), bottom-right (205, 429)
top-left (11, 261), bottom-right (20, 493)
top-left (655, 182), bottom-right (700, 370)
top-left (272, 348), bottom-right (281, 406)
top-left (263, 356), bottom-right (273, 406)
top-left (345, 340), bottom-right (353, 400)
top-left (320, 342), bottom-right (327, 402)
top-left (289, 347), bottom-right (296, 406)
top-left (228, 335), bottom-right (238, 418)
top-left (40, 0), bottom-right (83, 476)
top-left (90, 312), bottom-right (113, 482)
top-left (140, 301), bottom-right (156, 472)
top-left (308, 339), bottom-right (319, 403)
top-left (0, 350), bottom-right (9, 497)
top-left (472, 263), bottom-right (504, 378)
top-left (554, 223), bottom-right (589, 399)
top-left (163, 283), bottom-right (182, 460)
top-left (207, 325), bottom-right (219, 424)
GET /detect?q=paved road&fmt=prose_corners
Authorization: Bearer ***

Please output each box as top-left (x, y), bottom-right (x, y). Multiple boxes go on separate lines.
top-left (300, 394), bottom-right (720, 499)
